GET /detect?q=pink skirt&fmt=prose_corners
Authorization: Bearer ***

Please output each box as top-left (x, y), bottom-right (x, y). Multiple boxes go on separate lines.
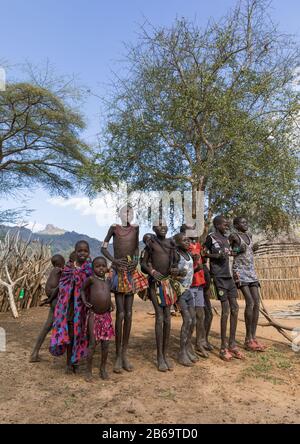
top-left (86, 310), bottom-right (115, 342)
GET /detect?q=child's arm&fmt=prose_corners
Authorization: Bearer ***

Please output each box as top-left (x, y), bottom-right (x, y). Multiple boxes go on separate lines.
top-left (80, 277), bottom-right (93, 309)
top-left (141, 247), bottom-right (164, 281)
top-left (170, 247), bottom-right (179, 278)
top-left (128, 226), bottom-right (140, 272)
top-left (101, 225), bottom-right (128, 269)
top-left (229, 233), bottom-right (246, 256)
top-left (203, 236), bottom-right (227, 259)
top-left (43, 268), bottom-right (62, 304)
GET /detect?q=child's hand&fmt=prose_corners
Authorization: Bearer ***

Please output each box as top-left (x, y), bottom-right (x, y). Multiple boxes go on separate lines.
top-left (151, 270), bottom-right (164, 281)
top-left (170, 267), bottom-right (179, 277)
top-left (217, 250), bottom-right (227, 259)
top-left (128, 260), bottom-right (138, 272)
top-left (113, 257), bottom-right (128, 270)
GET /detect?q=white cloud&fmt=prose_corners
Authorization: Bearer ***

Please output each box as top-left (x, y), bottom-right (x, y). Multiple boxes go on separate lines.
top-left (26, 221), bottom-right (46, 232)
top-left (47, 195), bottom-right (118, 227)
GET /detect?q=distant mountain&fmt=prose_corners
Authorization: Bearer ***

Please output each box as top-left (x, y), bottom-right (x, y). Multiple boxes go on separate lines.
top-left (38, 224), bottom-right (66, 236)
top-left (0, 224), bottom-right (145, 260)
top-left (0, 224), bottom-right (103, 259)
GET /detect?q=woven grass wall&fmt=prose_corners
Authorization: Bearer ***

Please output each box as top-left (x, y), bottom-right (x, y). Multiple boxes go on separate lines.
top-left (249, 243), bottom-right (300, 300)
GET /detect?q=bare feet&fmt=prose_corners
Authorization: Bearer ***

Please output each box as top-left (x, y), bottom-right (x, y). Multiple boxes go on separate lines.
top-left (122, 354), bottom-right (134, 372)
top-left (29, 354), bottom-right (41, 363)
top-left (113, 356), bottom-right (123, 373)
top-left (204, 341), bottom-right (214, 351)
top-left (85, 372), bottom-right (93, 382)
top-left (186, 344), bottom-right (199, 362)
top-left (65, 364), bottom-right (76, 374)
top-left (100, 369), bottom-right (109, 380)
top-left (178, 351), bottom-right (194, 367)
top-left (195, 344), bottom-right (209, 358)
top-left (157, 356), bottom-right (168, 372)
top-left (187, 350), bottom-right (199, 363)
top-left (164, 357), bottom-right (174, 371)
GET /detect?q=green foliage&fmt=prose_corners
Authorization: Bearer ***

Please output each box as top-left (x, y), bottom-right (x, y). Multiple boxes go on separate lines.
top-left (98, 0), bottom-right (300, 233)
top-left (0, 82), bottom-right (94, 195)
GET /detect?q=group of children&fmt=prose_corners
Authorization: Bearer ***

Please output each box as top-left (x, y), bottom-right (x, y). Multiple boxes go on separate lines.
top-left (29, 205), bottom-right (265, 380)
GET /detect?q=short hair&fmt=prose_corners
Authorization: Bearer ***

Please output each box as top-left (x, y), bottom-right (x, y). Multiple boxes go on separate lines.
top-left (233, 217), bottom-right (245, 227)
top-left (143, 233), bottom-right (153, 243)
top-left (69, 251), bottom-right (76, 262)
top-left (174, 232), bottom-right (185, 244)
top-left (213, 215), bottom-right (227, 228)
top-left (92, 256), bottom-right (107, 267)
top-left (180, 223), bottom-right (196, 233)
top-left (75, 240), bottom-right (90, 251)
top-left (51, 254), bottom-right (65, 267)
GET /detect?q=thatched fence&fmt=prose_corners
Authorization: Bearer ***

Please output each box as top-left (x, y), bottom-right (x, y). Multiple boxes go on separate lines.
top-left (253, 242), bottom-right (300, 300)
top-left (0, 229), bottom-right (51, 317)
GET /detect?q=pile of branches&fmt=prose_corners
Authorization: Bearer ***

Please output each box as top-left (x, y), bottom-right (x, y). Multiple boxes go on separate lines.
top-left (0, 228), bottom-right (51, 318)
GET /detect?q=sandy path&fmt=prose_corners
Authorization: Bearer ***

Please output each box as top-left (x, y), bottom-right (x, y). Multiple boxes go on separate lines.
top-left (0, 298), bottom-right (299, 424)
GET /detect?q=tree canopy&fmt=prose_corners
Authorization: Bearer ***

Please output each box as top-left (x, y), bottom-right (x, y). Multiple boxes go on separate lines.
top-left (97, 0), bottom-right (299, 234)
top-left (0, 81), bottom-right (92, 195)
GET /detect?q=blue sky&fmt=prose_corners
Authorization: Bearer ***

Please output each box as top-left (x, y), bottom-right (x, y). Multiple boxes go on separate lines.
top-left (1, 0), bottom-right (299, 240)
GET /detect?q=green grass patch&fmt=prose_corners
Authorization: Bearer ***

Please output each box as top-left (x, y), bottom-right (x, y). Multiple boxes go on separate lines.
top-left (238, 346), bottom-right (293, 384)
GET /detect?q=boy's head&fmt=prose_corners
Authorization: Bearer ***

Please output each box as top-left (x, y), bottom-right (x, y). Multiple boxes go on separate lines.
top-left (233, 217), bottom-right (248, 233)
top-left (180, 223), bottom-right (196, 234)
top-left (143, 233), bottom-right (153, 246)
top-left (213, 215), bottom-right (229, 235)
top-left (69, 250), bottom-right (77, 263)
top-left (51, 254), bottom-right (65, 269)
top-left (119, 204), bottom-right (134, 225)
top-left (74, 240), bottom-right (90, 264)
top-left (92, 256), bottom-right (108, 277)
top-left (174, 233), bottom-right (191, 251)
top-left (153, 219), bottom-right (168, 238)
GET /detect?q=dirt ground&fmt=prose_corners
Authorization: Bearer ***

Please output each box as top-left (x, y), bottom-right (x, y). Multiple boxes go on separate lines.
top-left (0, 298), bottom-right (300, 424)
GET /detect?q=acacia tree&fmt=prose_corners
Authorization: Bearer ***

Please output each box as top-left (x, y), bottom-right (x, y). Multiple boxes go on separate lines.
top-left (99, 0), bottom-right (299, 234)
top-left (0, 81), bottom-right (93, 195)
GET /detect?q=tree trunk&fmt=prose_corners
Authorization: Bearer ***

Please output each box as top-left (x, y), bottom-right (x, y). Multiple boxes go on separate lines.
top-left (7, 285), bottom-right (19, 319)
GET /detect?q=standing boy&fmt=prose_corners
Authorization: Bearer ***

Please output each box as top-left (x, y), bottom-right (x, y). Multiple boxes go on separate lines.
top-left (101, 204), bottom-right (147, 373)
top-left (204, 216), bottom-right (244, 361)
top-left (230, 217), bottom-right (265, 351)
top-left (141, 219), bottom-right (178, 372)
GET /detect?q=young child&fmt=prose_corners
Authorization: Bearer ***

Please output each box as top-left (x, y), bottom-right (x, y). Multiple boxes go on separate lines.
top-left (141, 219), bottom-right (178, 372)
top-left (174, 233), bottom-right (198, 366)
top-left (80, 257), bottom-right (115, 381)
top-left (29, 254), bottom-right (65, 362)
top-left (69, 250), bottom-right (77, 266)
top-left (180, 224), bottom-right (213, 353)
top-left (230, 217), bottom-right (265, 351)
top-left (204, 216), bottom-right (244, 361)
top-left (49, 241), bottom-right (92, 373)
top-left (185, 231), bottom-right (209, 358)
